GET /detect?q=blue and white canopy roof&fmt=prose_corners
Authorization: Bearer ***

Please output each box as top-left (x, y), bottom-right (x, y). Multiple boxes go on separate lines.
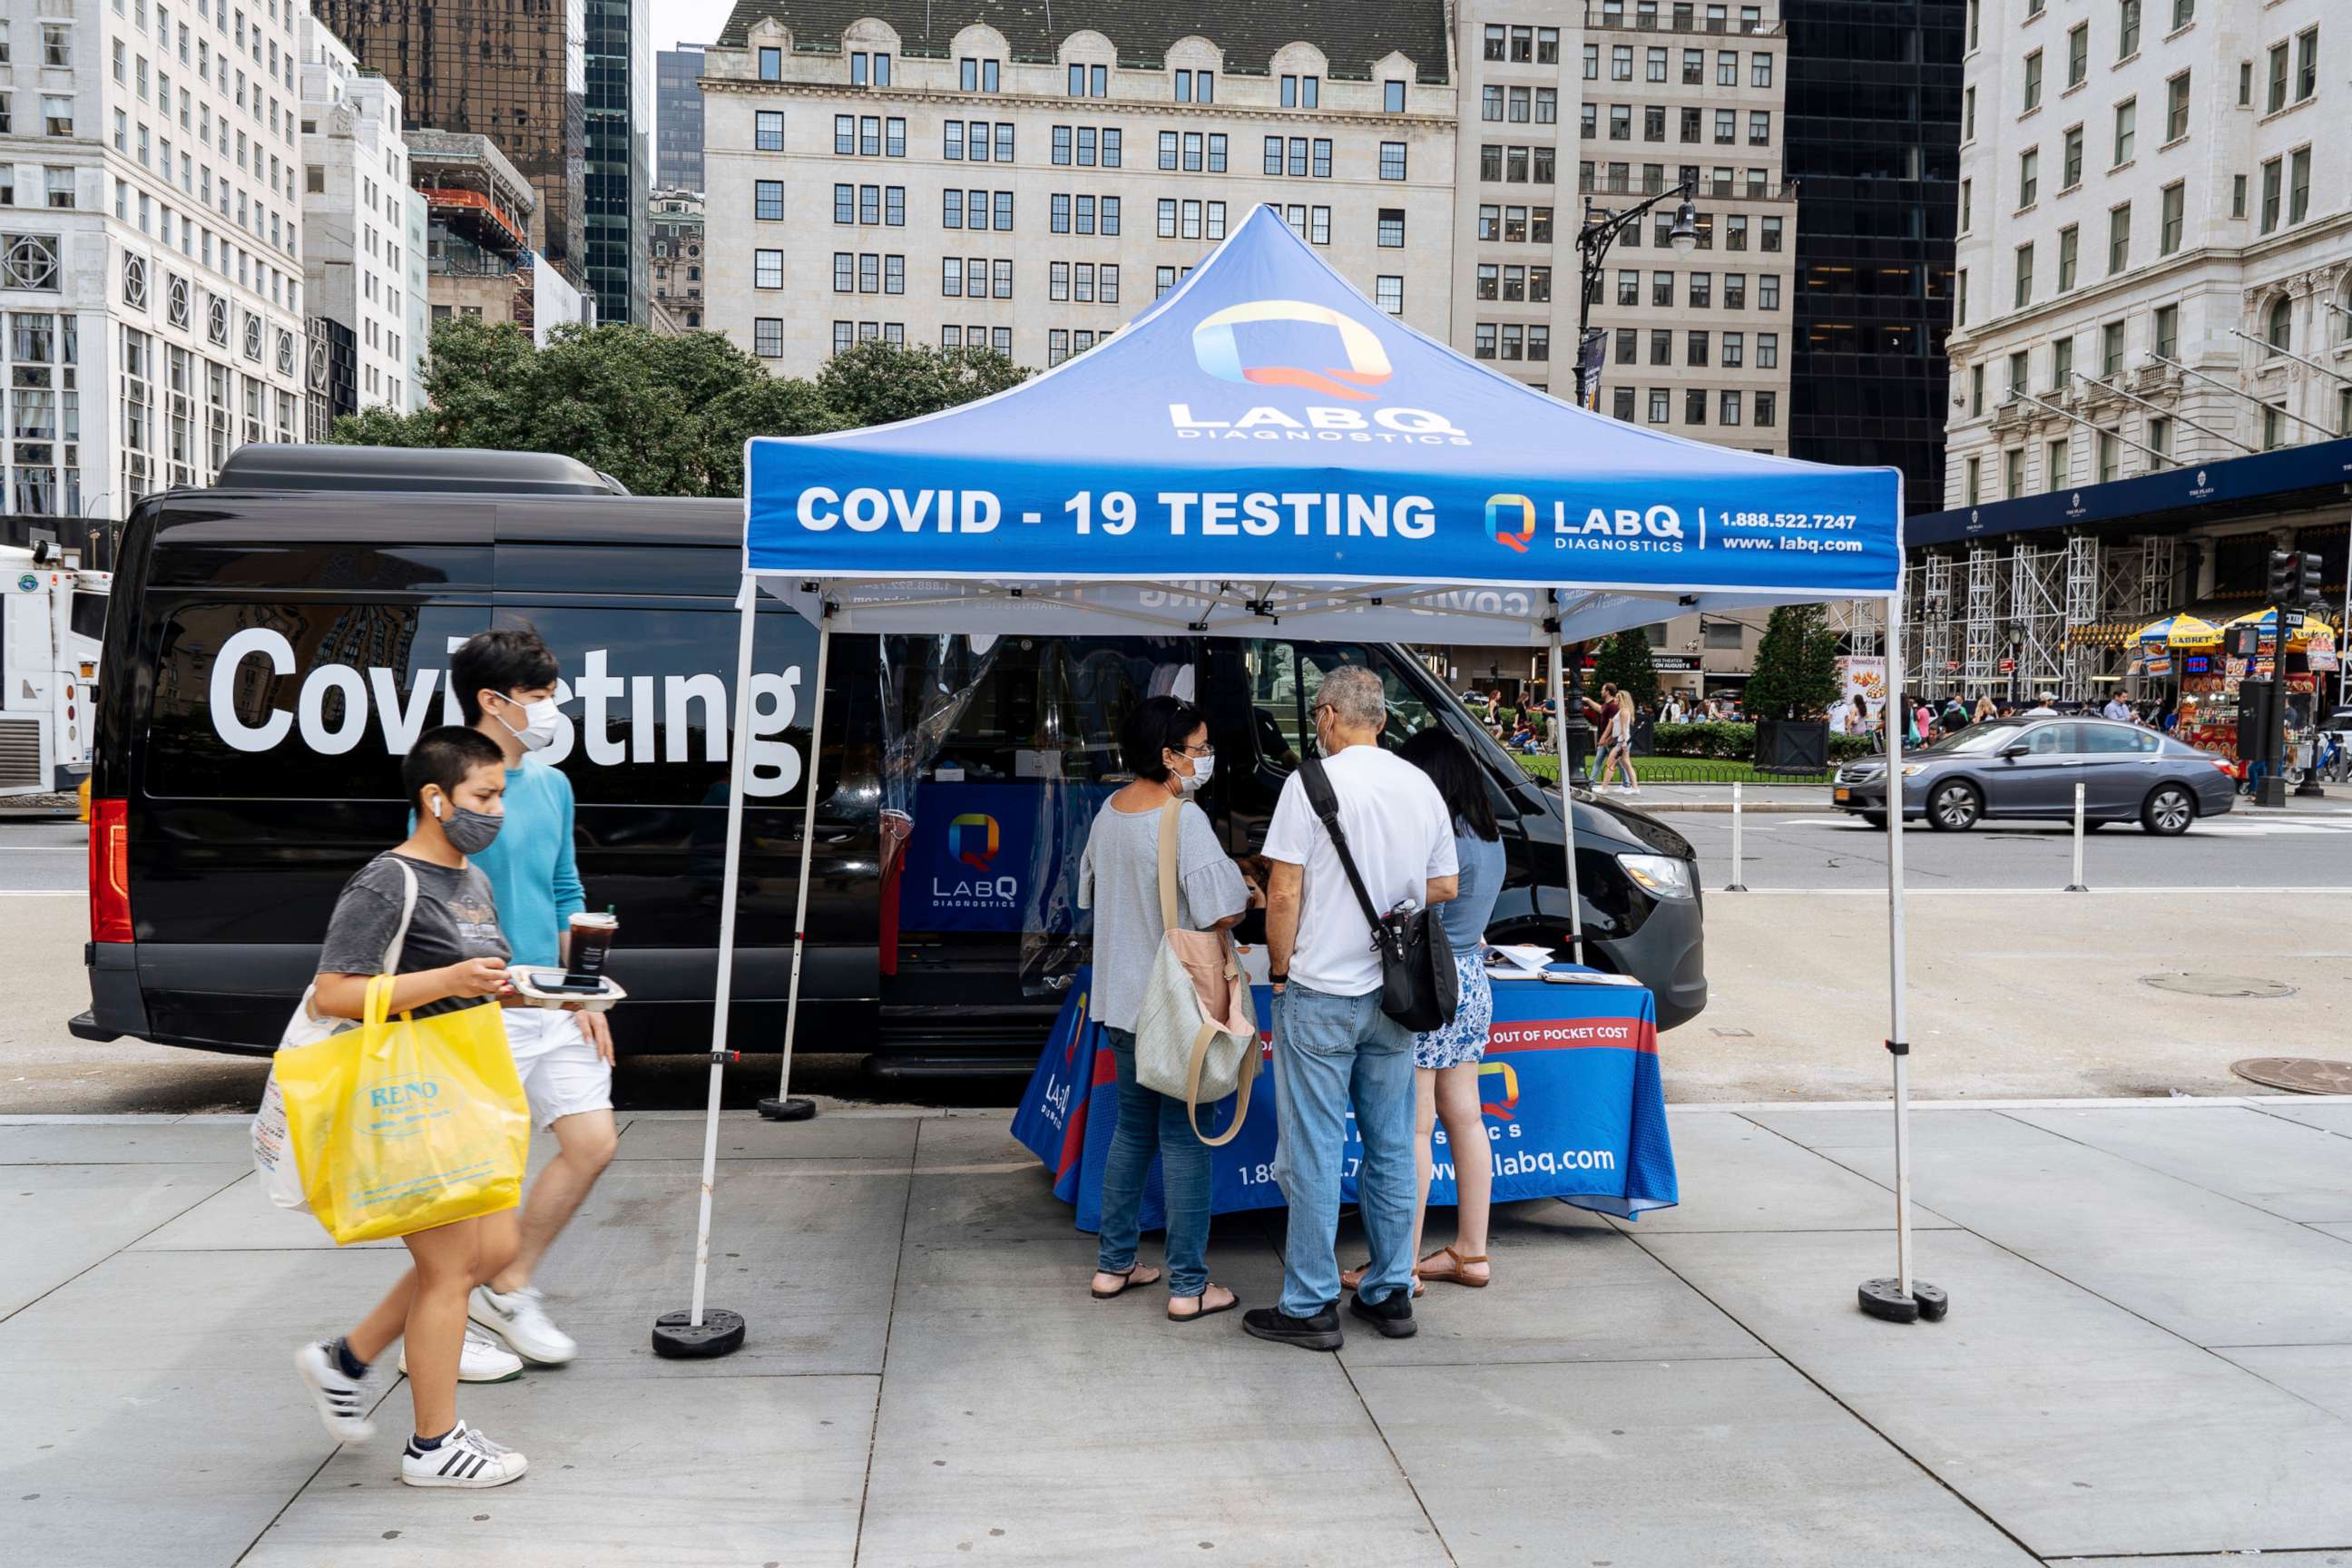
top-left (745, 203), bottom-right (1902, 643)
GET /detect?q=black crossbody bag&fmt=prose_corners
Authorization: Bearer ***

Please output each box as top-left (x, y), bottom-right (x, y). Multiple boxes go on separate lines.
top-left (1298, 756), bottom-right (1458, 1034)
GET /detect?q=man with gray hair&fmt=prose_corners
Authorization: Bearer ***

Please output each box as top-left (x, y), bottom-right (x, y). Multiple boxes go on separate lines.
top-left (1246, 664), bottom-right (1459, 1351)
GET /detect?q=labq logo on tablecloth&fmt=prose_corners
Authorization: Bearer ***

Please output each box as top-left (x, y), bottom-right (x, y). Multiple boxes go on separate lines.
top-left (932, 811), bottom-right (1020, 913)
top-left (946, 812), bottom-right (999, 870)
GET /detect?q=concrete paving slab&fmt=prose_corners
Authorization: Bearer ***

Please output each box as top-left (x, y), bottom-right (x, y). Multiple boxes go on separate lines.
top-left (2217, 1343), bottom-right (2352, 1425)
top-left (243, 1372), bottom-right (877, 1568)
top-left (2006, 1105), bottom-right (2352, 1222)
top-left (513, 1156), bottom-right (907, 1379)
top-left (0, 1161), bottom-right (243, 1314)
top-left (858, 1322), bottom-right (1452, 1568)
top-left (2255, 1102), bottom-right (2352, 1137)
top-left (1640, 1228), bottom-right (2352, 1557)
top-left (2315, 1222), bottom-right (2352, 1243)
top-left (1823, 1139), bottom-right (2352, 1347)
top-left (0, 1248), bottom-right (414, 1567)
top-left (2045, 1557), bottom-right (2352, 1568)
top-left (1602, 1112), bottom-right (1956, 1233)
top-left (1327, 1201), bottom-right (1769, 1368)
top-left (1734, 1108), bottom-right (2062, 1151)
top-left (0, 1119), bottom-right (254, 1163)
top-left (1353, 1357), bottom-right (2041, 1568)
top-left (126, 1169), bottom-right (401, 1251)
top-left (612, 1112), bottom-right (921, 1162)
top-left (902, 1122), bottom-right (1094, 1248)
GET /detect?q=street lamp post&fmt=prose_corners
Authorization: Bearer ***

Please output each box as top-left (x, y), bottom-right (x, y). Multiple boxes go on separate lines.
top-left (1563, 180), bottom-right (1699, 778)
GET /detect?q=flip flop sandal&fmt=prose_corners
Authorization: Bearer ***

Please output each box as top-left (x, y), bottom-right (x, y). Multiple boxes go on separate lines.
top-left (1417, 1245), bottom-right (1492, 1289)
top-left (1167, 1289), bottom-right (1240, 1323)
top-left (1091, 1265), bottom-right (1162, 1300)
top-left (1339, 1262), bottom-right (1425, 1298)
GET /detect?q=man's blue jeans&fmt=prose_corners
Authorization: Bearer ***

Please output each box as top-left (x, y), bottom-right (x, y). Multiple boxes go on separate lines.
top-left (1269, 982), bottom-right (1417, 1317)
top-left (1095, 1026), bottom-right (1212, 1299)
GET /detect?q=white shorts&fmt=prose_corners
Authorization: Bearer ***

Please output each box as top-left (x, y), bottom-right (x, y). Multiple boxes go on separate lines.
top-left (500, 1007), bottom-right (613, 1132)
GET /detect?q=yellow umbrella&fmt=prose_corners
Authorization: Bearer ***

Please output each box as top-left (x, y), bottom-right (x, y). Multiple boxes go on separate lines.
top-left (2222, 607), bottom-right (2337, 650)
top-left (2135, 612), bottom-right (2222, 650)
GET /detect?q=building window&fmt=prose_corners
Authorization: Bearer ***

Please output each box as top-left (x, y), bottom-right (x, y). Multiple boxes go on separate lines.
top-left (2158, 182), bottom-right (2184, 254)
top-left (1375, 275), bottom-right (1402, 315)
top-left (2266, 295), bottom-right (2292, 355)
top-left (2165, 73), bottom-right (2190, 142)
top-left (2117, 0), bottom-right (2140, 58)
top-left (2063, 125), bottom-right (2083, 189)
top-left (753, 318), bottom-right (782, 358)
top-left (2057, 225), bottom-right (2078, 290)
top-left (1376, 209), bottom-right (1404, 248)
top-left (2014, 241), bottom-right (2034, 308)
top-left (755, 250), bottom-right (784, 289)
top-left (755, 181), bottom-right (784, 221)
top-left (1379, 142), bottom-right (1406, 181)
top-left (2024, 50), bottom-right (2043, 113)
top-left (758, 46), bottom-right (780, 81)
top-left (2107, 203), bottom-right (2131, 274)
top-left (2019, 148), bottom-right (2039, 208)
top-left (2288, 146), bottom-right (2311, 225)
top-left (1753, 391), bottom-right (1776, 429)
top-left (2152, 303), bottom-right (2178, 360)
top-left (2066, 24), bottom-right (2087, 87)
top-left (2102, 319), bottom-right (2125, 376)
top-left (2259, 157), bottom-right (2282, 232)
top-left (1384, 79), bottom-right (1406, 113)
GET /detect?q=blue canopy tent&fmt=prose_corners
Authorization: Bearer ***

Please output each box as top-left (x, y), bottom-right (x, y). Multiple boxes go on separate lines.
top-left (652, 205), bottom-right (1936, 1356)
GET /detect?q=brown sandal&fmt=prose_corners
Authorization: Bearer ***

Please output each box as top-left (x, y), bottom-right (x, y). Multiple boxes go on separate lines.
top-left (1417, 1245), bottom-right (1491, 1289)
top-left (1338, 1262), bottom-right (1426, 1298)
top-left (1091, 1264), bottom-right (1163, 1299)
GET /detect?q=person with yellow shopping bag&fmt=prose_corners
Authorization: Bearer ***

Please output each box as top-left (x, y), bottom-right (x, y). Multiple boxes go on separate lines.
top-left (289, 727), bottom-right (536, 1489)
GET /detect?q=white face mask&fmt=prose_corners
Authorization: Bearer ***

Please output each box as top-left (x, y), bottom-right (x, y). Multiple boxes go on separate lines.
top-left (494, 694), bottom-right (562, 752)
top-left (1171, 752), bottom-right (1214, 795)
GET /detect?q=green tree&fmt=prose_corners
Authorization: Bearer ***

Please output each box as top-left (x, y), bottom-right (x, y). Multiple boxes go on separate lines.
top-left (328, 321), bottom-right (1027, 496)
top-left (1592, 628), bottom-right (1661, 710)
top-left (1746, 604), bottom-right (1844, 720)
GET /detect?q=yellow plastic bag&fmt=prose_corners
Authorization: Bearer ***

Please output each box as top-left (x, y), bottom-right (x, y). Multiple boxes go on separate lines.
top-left (276, 975), bottom-right (530, 1246)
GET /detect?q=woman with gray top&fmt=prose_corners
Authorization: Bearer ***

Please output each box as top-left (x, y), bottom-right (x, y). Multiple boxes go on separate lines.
top-left (1343, 728), bottom-right (1506, 1294)
top-left (1078, 695), bottom-right (1253, 1321)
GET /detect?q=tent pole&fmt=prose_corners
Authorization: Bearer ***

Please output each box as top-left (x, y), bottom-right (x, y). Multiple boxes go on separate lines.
top-left (1547, 632), bottom-right (1584, 965)
top-left (760, 590), bottom-right (830, 1122)
top-left (652, 573), bottom-right (758, 1358)
top-left (1858, 588), bottom-right (1944, 1326)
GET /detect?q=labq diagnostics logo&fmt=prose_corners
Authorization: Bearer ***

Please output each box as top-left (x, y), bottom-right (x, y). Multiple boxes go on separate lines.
top-left (1191, 299), bottom-right (1394, 401)
top-left (1485, 494), bottom-right (1536, 553)
top-left (946, 812), bottom-right (999, 871)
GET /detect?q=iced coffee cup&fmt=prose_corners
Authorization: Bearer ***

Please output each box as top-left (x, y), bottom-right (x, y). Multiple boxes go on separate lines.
top-left (568, 909), bottom-right (618, 985)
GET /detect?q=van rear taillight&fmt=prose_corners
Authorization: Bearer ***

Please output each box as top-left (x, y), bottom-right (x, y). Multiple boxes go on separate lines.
top-left (90, 797), bottom-right (131, 944)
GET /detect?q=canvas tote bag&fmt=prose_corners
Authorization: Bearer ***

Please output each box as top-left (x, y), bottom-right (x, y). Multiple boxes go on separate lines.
top-left (1131, 802), bottom-right (1259, 1145)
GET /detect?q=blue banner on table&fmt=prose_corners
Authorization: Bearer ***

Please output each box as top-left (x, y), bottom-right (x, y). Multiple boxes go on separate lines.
top-left (1012, 968), bottom-right (1677, 1230)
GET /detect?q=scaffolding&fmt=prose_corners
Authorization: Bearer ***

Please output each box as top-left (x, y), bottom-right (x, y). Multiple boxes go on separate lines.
top-left (2139, 535), bottom-right (2179, 615)
top-left (1828, 598), bottom-right (1881, 657)
top-left (1963, 544), bottom-right (2004, 695)
top-left (2010, 542), bottom-right (2068, 700)
top-left (2062, 534), bottom-right (2102, 701)
top-left (1918, 554), bottom-right (1955, 691)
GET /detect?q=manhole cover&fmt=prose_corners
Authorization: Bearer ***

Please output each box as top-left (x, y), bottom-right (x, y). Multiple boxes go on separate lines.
top-left (2140, 972), bottom-right (2297, 998)
top-left (2233, 1058), bottom-right (2352, 1095)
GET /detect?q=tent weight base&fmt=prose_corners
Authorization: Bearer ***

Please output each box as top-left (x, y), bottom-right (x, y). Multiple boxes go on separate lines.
top-left (758, 1096), bottom-right (817, 1122)
top-left (652, 1308), bottom-right (747, 1358)
top-left (1857, 1278), bottom-right (1948, 1323)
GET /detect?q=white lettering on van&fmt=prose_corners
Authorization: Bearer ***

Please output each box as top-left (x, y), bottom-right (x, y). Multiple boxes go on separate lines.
top-left (211, 627), bottom-right (296, 751)
top-left (202, 630), bottom-right (805, 797)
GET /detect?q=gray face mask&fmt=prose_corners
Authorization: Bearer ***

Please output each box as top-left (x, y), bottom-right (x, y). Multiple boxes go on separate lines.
top-left (430, 796), bottom-right (503, 856)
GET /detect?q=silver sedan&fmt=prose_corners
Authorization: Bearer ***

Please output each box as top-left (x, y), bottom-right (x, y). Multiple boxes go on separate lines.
top-left (1831, 716), bottom-right (2237, 834)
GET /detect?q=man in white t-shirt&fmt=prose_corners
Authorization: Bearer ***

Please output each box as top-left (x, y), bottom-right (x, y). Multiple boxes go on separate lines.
top-left (1244, 666), bottom-right (1459, 1352)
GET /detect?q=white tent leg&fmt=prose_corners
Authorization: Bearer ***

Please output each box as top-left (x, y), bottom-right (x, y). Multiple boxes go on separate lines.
top-left (1547, 634), bottom-right (1584, 965)
top-left (1859, 589), bottom-right (1943, 1325)
top-left (760, 595), bottom-right (831, 1122)
top-left (653, 574), bottom-right (759, 1358)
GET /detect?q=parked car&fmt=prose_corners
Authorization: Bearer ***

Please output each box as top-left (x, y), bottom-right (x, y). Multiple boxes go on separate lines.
top-left (74, 446), bottom-right (1713, 1068)
top-left (1830, 716), bottom-right (2235, 834)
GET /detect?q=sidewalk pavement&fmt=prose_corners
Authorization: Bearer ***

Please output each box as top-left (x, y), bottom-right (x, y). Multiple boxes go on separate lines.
top-left (8, 1097), bottom-right (2352, 1566)
top-left (1629, 780), bottom-right (2352, 814)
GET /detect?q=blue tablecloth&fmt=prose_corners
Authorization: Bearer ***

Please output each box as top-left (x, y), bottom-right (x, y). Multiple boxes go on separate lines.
top-left (1010, 966), bottom-right (1678, 1232)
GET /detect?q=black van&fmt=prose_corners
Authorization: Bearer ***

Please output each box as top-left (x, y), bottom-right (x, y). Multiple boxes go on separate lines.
top-left (74, 448), bottom-right (1707, 1065)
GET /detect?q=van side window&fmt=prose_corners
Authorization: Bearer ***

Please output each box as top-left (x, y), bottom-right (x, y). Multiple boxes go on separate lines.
top-left (1243, 640), bottom-right (1439, 774)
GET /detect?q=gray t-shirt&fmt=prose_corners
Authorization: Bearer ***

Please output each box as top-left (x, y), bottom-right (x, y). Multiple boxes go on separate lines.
top-left (1078, 798), bottom-right (1249, 1034)
top-left (316, 851), bottom-right (509, 1019)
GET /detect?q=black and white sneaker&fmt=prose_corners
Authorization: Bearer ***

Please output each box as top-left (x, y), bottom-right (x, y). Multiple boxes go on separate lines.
top-left (400, 1420), bottom-right (530, 1489)
top-left (293, 1340), bottom-right (376, 1443)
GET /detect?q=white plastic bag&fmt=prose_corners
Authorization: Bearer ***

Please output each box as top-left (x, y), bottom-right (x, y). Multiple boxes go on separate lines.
top-left (253, 860), bottom-right (416, 1210)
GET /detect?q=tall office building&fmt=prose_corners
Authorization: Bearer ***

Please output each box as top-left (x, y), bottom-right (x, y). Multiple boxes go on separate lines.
top-left (0, 0), bottom-right (309, 544)
top-left (309, 0), bottom-right (589, 303)
top-left (1783, 1), bottom-right (1964, 514)
top-left (700, 3), bottom-right (1459, 375)
top-left (658, 44), bottom-right (709, 191)
top-left (585, 0), bottom-right (652, 324)
top-left (299, 16), bottom-right (421, 418)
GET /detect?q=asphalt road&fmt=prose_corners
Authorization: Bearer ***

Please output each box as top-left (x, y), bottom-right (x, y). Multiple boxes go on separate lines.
top-left (1654, 808), bottom-right (2352, 891)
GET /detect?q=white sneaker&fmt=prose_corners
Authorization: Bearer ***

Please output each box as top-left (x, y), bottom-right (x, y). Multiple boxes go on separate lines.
top-left (399, 1328), bottom-right (524, 1384)
top-left (400, 1420), bottom-right (529, 1489)
top-left (293, 1339), bottom-right (376, 1443)
top-left (469, 1284), bottom-right (579, 1366)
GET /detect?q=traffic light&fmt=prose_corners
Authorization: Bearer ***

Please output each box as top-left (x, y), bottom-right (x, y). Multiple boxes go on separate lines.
top-left (2298, 551), bottom-right (2324, 608)
top-left (2268, 549), bottom-right (2299, 606)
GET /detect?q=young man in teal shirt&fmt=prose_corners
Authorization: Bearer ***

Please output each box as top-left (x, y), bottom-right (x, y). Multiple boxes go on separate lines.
top-left (451, 626), bottom-right (618, 1366)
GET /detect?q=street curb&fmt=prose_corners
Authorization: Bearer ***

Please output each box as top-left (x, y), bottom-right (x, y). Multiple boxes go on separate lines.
top-left (1633, 800), bottom-right (1827, 814)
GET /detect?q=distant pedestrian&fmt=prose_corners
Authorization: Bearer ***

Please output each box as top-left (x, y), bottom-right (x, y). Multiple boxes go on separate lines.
top-left (1973, 694), bottom-right (1999, 724)
top-left (1595, 690), bottom-right (1641, 793)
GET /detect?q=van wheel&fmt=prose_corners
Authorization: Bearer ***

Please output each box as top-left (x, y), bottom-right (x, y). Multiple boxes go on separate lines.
top-left (1926, 780), bottom-right (1981, 831)
top-left (2142, 785), bottom-right (2195, 836)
